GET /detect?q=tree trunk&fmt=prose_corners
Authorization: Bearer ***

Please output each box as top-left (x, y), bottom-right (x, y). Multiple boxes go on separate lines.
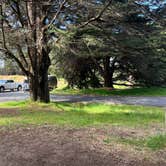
top-left (25, 1), bottom-right (50, 103)
top-left (103, 56), bottom-right (114, 88)
top-left (37, 75), bottom-right (50, 103)
top-left (38, 50), bottom-right (50, 103)
top-left (29, 71), bottom-right (50, 103)
top-left (29, 75), bottom-right (39, 102)
top-left (29, 50), bottom-right (50, 103)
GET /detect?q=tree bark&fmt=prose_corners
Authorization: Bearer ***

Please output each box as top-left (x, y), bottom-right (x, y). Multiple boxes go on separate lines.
top-left (38, 49), bottom-right (50, 103)
top-left (29, 50), bottom-right (50, 103)
top-left (26, 1), bottom-right (51, 103)
top-left (29, 75), bottom-right (38, 102)
top-left (103, 56), bottom-right (114, 88)
top-left (38, 70), bottom-right (50, 103)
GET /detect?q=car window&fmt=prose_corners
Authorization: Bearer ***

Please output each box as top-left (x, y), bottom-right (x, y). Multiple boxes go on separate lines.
top-left (6, 80), bottom-right (14, 83)
top-left (0, 80), bottom-right (6, 84)
top-left (23, 80), bottom-right (29, 83)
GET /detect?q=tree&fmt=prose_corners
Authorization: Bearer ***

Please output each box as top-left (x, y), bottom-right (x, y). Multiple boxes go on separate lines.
top-left (50, 0), bottom-right (166, 88)
top-left (0, 0), bottom-right (113, 102)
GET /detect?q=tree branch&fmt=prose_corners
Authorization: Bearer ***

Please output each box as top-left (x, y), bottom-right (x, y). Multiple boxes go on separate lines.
top-left (43, 0), bottom-right (67, 30)
top-left (16, 44), bottom-right (29, 67)
top-left (3, 49), bottom-right (31, 76)
top-left (0, 4), bottom-right (7, 49)
top-left (26, 1), bottom-right (33, 27)
top-left (9, 0), bottom-right (25, 27)
top-left (0, 4), bottom-right (31, 76)
top-left (78, 0), bottom-right (113, 28)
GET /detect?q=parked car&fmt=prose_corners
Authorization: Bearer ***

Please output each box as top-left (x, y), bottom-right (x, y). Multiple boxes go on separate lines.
top-left (48, 75), bottom-right (57, 90)
top-left (0, 80), bottom-right (22, 92)
top-left (23, 79), bottom-right (30, 91)
top-left (22, 76), bottom-right (57, 91)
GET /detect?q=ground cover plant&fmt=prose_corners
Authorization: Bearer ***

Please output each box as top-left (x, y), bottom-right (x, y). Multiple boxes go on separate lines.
top-left (0, 101), bottom-right (166, 165)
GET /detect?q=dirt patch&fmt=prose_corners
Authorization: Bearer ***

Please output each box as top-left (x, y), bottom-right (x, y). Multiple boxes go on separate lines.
top-left (0, 126), bottom-right (165, 166)
top-left (0, 108), bottom-right (20, 117)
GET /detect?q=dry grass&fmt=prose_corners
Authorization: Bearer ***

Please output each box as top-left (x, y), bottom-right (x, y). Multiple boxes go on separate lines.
top-left (0, 125), bottom-right (165, 166)
top-left (0, 75), bottom-right (25, 82)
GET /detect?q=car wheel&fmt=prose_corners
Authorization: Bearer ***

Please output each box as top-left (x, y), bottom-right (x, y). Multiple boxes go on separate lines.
top-left (0, 86), bottom-right (5, 93)
top-left (17, 85), bottom-right (22, 91)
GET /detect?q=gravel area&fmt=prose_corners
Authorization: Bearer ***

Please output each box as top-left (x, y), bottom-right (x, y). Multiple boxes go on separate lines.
top-left (1, 91), bottom-right (166, 107)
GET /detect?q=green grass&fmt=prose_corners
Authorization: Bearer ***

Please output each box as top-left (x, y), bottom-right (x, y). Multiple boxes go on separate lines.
top-left (0, 101), bottom-right (28, 108)
top-left (103, 137), bottom-right (146, 147)
top-left (0, 101), bottom-right (164, 127)
top-left (104, 134), bottom-right (166, 151)
top-left (146, 134), bottom-right (166, 150)
top-left (52, 87), bottom-right (166, 96)
top-left (0, 101), bottom-right (165, 150)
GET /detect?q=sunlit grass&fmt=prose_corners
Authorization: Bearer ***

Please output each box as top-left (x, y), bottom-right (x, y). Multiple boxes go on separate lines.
top-left (56, 78), bottom-right (68, 90)
top-left (0, 101), bottom-right (165, 151)
top-left (104, 134), bottom-right (166, 151)
top-left (0, 101), bottom-right (28, 108)
top-left (0, 101), bottom-right (164, 127)
top-left (52, 86), bottom-right (166, 96)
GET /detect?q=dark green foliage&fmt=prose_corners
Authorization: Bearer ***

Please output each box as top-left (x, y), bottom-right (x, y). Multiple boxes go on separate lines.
top-left (116, 53), bottom-right (166, 86)
top-left (58, 55), bottom-right (102, 89)
top-left (49, 0), bottom-right (166, 88)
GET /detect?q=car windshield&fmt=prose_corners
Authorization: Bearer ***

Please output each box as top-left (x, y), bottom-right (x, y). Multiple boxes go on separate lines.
top-left (23, 80), bottom-right (29, 83)
top-left (0, 80), bottom-right (6, 84)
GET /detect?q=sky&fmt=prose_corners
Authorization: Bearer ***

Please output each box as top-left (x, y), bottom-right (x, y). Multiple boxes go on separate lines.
top-left (138, 0), bottom-right (166, 10)
top-left (0, 60), bottom-right (5, 68)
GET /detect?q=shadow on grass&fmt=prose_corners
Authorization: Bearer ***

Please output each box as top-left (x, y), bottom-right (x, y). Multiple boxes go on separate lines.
top-left (52, 87), bottom-right (166, 96)
top-left (0, 102), bottom-right (164, 127)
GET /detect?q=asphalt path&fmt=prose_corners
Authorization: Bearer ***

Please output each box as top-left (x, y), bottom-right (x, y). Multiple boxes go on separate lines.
top-left (0, 91), bottom-right (166, 107)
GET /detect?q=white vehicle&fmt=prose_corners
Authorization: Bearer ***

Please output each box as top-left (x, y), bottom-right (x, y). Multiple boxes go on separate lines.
top-left (0, 80), bottom-right (22, 92)
top-left (22, 76), bottom-right (58, 91)
top-left (23, 79), bottom-right (30, 91)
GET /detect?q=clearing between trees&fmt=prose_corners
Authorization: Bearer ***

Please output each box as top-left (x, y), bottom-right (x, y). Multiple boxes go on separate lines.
top-left (0, 101), bottom-right (165, 166)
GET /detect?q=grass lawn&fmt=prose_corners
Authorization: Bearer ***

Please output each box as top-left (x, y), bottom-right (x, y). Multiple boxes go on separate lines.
top-left (52, 86), bottom-right (166, 96)
top-left (0, 101), bottom-right (164, 127)
top-left (0, 101), bottom-right (166, 151)
top-left (52, 79), bottom-right (166, 96)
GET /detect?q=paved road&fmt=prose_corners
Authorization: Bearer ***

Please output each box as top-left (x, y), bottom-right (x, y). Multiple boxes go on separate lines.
top-left (0, 91), bottom-right (166, 107)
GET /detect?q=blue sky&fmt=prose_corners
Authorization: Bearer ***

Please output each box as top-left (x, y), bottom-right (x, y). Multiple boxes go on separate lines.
top-left (137, 0), bottom-right (166, 11)
top-left (0, 59), bottom-right (4, 68)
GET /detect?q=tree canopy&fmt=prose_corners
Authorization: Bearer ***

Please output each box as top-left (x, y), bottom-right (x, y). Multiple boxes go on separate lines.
top-left (0, 0), bottom-right (166, 101)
